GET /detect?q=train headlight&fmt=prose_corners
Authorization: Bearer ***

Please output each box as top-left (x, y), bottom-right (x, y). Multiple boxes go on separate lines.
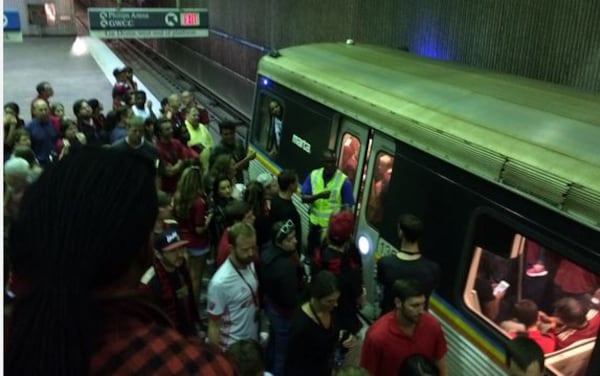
top-left (358, 235), bottom-right (371, 255)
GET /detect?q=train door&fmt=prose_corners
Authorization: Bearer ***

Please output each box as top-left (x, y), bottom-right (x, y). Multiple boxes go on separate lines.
top-left (353, 132), bottom-right (396, 313)
top-left (335, 118), bottom-right (369, 202)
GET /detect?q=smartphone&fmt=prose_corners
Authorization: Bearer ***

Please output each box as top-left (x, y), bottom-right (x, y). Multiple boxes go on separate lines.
top-left (493, 280), bottom-right (510, 296)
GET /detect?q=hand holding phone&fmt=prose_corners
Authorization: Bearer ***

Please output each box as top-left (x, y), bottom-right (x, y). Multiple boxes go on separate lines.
top-left (493, 280), bottom-right (510, 296)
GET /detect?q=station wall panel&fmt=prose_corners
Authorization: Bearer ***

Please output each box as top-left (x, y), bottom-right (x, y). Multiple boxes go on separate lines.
top-left (85, 0), bottom-right (600, 92)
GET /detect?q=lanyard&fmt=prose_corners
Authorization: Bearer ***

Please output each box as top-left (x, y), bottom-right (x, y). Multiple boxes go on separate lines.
top-left (309, 301), bottom-right (328, 329)
top-left (230, 259), bottom-right (259, 308)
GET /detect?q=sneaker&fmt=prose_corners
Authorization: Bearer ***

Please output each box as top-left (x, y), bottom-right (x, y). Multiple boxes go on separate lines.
top-left (526, 264), bottom-right (548, 277)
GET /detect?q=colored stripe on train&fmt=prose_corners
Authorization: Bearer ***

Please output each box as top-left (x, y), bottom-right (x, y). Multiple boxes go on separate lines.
top-left (249, 144), bottom-right (282, 176)
top-left (430, 293), bottom-right (506, 367)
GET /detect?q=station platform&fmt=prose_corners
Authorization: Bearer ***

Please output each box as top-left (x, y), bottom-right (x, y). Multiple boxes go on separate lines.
top-left (3, 36), bottom-right (160, 118)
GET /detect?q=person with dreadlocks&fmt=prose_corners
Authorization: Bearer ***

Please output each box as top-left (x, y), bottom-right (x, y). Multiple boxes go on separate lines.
top-left (5, 148), bottom-right (234, 375)
top-left (140, 228), bottom-right (201, 338)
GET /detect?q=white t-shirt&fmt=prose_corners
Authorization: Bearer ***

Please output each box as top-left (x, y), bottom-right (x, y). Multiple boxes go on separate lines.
top-left (273, 117), bottom-right (282, 147)
top-left (132, 106), bottom-right (151, 119)
top-left (207, 259), bottom-right (259, 349)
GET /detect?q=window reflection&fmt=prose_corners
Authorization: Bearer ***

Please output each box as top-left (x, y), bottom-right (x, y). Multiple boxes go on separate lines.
top-left (464, 232), bottom-right (599, 375)
top-left (338, 133), bottom-right (360, 186)
top-left (366, 152), bottom-right (394, 227)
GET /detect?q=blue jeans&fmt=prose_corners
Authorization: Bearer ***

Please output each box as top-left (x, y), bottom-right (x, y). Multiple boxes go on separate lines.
top-left (265, 297), bottom-right (291, 376)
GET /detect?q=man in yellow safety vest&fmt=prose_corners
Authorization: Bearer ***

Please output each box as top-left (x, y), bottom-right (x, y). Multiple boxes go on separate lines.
top-left (301, 149), bottom-right (355, 258)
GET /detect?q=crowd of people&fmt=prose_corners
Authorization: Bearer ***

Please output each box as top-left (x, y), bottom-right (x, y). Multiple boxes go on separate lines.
top-left (4, 69), bottom-right (572, 376)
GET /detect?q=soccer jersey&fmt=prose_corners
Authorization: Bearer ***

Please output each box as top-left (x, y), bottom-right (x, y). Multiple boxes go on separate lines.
top-left (207, 259), bottom-right (259, 349)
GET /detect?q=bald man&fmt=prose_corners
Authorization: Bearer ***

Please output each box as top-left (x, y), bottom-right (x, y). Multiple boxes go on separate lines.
top-left (25, 99), bottom-right (58, 166)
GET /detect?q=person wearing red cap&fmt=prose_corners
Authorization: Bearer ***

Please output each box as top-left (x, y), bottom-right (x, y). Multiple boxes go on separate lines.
top-left (140, 229), bottom-right (201, 338)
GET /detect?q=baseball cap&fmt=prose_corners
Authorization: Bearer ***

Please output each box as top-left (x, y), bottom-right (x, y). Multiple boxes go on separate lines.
top-left (328, 211), bottom-right (355, 243)
top-left (154, 229), bottom-right (189, 252)
top-left (256, 173), bottom-right (275, 188)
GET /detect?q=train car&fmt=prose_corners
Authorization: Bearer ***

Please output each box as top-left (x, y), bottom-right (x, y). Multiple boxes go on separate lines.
top-left (246, 42), bottom-right (600, 375)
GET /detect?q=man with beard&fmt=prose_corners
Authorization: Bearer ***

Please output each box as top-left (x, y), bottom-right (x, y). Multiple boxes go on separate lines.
top-left (376, 214), bottom-right (441, 314)
top-left (140, 229), bottom-right (201, 338)
top-left (207, 222), bottom-right (262, 350)
top-left (360, 279), bottom-right (448, 376)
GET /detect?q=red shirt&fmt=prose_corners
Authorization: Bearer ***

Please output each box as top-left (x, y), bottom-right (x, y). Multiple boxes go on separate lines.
top-left (156, 138), bottom-right (188, 193)
top-left (554, 259), bottom-right (599, 294)
top-left (361, 311), bottom-right (447, 376)
top-left (177, 196), bottom-right (209, 249)
top-left (556, 310), bottom-right (600, 349)
top-left (216, 228), bottom-right (231, 268)
top-left (509, 329), bottom-right (556, 353)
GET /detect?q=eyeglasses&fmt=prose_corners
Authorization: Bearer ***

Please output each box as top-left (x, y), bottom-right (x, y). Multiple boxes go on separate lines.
top-left (276, 219), bottom-right (295, 241)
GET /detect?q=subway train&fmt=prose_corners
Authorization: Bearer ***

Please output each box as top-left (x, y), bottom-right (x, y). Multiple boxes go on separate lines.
top-left (246, 42), bottom-right (600, 375)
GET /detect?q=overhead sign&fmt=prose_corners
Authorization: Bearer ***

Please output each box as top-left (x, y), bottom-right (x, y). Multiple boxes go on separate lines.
top-left (87, 8), bottom-right (209, 39)
top-left (4, 9), bottom-right (23, 43)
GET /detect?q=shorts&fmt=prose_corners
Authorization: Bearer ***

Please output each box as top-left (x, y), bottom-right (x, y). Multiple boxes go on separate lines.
top-left (188, 246), bottom-right (210, 257)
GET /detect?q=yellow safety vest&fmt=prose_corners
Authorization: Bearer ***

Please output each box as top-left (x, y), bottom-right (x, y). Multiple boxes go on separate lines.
top-left (309, 168), bottom-right (347, 227)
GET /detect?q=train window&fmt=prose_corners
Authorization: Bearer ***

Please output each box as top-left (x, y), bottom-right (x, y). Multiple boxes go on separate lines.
top-left (463, 220), bottom-right (600, 374)
top-left (366, 152), bottom-right (394, 228)
top-left (252, 95), bottom-right (284, 159)
top-left (338, 133), bottom-right (360, 186)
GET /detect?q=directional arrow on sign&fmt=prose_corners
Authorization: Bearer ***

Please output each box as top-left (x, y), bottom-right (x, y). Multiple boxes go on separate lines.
top-left (165, 12), bottom-right (178, 27)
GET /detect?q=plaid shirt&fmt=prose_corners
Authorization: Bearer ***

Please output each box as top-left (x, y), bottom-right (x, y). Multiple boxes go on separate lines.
top-left (91, 297), bottom-right (235, 375)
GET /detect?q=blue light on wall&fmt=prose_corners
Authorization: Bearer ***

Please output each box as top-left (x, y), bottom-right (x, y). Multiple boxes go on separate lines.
top-left (410, 16), bottom-right (451, 61)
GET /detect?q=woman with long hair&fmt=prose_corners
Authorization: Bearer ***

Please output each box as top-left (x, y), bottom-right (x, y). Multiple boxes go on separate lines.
top-left (57, 118), bottom-right (86, 160)
top-left (285, 270), bottom-right (355, 376)
top-left (173, 165), bottom-right (212, 300)
top-left (244, 180), bottom-right (272, 250)
top-left (205, 153), bottom-right (237, 196)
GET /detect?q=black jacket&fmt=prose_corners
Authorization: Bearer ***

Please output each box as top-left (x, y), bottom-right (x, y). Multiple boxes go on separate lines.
top-left (259, 243), bottom-right (305, 318)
